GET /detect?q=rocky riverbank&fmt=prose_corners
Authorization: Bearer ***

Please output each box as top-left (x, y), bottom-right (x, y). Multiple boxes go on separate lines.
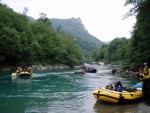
top-left (0, 65), bottom-right (81, 71)
top-left (112, 68), bottom-right (139, 79)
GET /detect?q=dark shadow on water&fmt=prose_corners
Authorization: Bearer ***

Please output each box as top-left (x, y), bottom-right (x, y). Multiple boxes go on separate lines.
top-left (93, 100), bottom-right (140, 113)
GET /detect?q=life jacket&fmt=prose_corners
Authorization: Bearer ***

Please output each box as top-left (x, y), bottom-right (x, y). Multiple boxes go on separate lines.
top-left (144, 68), bottom-right (149, 76)
top-left (143, 68), bottom-right (150, 84)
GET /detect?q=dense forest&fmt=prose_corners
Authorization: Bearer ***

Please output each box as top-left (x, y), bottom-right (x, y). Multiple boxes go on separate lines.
top-left (93, 37), bottom-right (130, 64)
top-left (93, 0), bottom-right (150, 69)
top-left (0, 3), bottom-right (83, 67)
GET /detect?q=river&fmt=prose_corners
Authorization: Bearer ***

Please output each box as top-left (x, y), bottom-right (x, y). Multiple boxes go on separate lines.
top-left (0, 65), bottom-right (150, 113)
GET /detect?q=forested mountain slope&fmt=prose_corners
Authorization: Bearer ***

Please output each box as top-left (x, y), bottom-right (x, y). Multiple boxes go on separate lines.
top-left (50, 18), bottom-right (105, 54)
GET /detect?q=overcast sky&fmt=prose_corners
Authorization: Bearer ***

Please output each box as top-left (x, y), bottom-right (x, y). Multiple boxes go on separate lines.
top-left (2, 0), bottom-right (136, 42)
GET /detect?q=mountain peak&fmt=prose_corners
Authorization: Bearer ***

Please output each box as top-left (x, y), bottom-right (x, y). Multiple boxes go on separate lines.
top-left (50, 18), bottom-right (105, 54)
top-left (70, 17), bottom-right (88, 33)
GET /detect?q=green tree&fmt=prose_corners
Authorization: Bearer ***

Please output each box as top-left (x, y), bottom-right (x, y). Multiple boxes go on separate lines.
top-left (94, 38), bottom-right (131, 64)
top-left (0, 3), bottom-right (83, 67)
top-left (125, 0), bottom-right (150, 67)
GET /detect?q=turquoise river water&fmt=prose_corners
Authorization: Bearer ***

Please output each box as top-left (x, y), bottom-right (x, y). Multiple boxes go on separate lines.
top-left (0, 65), bottom-right (150, 113)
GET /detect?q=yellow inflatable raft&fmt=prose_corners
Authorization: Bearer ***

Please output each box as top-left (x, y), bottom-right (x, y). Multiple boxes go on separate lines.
top-left (17, 71), bottom-right (33, 77)
top-left (93, 88), bottom-right (143, 104)
top-left (11, 71), bottom-right (33, 80)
